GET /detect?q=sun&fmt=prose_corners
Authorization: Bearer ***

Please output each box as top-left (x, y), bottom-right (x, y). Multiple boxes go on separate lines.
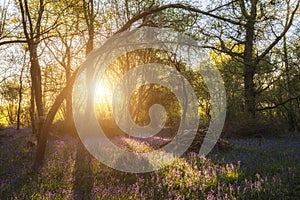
top-left (94, 82), bottom-right (113, 104)
top-left (95, 84), bottom-right (109, 96)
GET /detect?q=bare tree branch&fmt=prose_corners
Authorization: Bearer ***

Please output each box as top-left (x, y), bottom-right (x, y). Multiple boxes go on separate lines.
top-left (238, 0), bottom-right (249, 18)
top-left (256, 0), bottom-right (300, 63)
top-left (257, 95), bottom-right (300, 111)
top-left (0, 39), bottom-right (27, 46)
top-left (116, 3), bottom-right (243, 34)
top-left (208, 0), bottom-right (238, 13)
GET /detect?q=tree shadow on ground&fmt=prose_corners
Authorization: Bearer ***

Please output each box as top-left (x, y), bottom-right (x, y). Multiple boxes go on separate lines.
top-left (0, 128), bottom-right (37, 199)
top-left (73, 140), bottom-right (94, 199)
top-left (0, 170), bottom-right (38, 199)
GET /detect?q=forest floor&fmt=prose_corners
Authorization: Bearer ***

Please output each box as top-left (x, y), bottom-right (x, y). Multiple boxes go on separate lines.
top-left (0, 128), bottom-right (299, 199)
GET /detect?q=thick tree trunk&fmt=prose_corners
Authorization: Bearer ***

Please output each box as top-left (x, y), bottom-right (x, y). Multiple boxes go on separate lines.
top-left (243, 3), bottom-right (257, 120)
top-left (244, 66), bottom-right (256, 119)
top-left (28, 44), bottom-right (45, 131)
top-left (30, 44), bottom-right (46, 170)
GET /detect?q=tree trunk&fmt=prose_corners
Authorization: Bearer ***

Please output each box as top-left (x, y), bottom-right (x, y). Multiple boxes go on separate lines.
top-left (64, 46), bottom-right (75, 133)
top-left (30, 44), bottom-right (46, 170)
top-left (83, 0), bottom-right (94, 56)
top-left (283, 36), bottom-right (295, 132)
top-left (243, 1), bottom-right (257, 120)
top-left (65, 74), bottom-right (74, 131)
top-left (17, 60), bottom-right (25, 130)
top-left (30, 86), bottom-right (36, 135)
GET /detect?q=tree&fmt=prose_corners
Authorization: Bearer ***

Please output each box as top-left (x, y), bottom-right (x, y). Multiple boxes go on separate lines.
top-left (0, 0), bottom-right (28, 46)
top-left (19, 0), bottom-right (45, 137)
top-left (43, 0), bottom-right (85, 132)
top-left (17, 0), bottom-right (74, 169)
top-left (0, 45), bottom-right (30, 128)
top-left (30, 0), bottom-right (99, 169)
top-left (189, 0), bottom-right (299, 122)
top-left (18, 0), bottom-right (47, 170)
top-left (0, 80), bottom-right (19, 125)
